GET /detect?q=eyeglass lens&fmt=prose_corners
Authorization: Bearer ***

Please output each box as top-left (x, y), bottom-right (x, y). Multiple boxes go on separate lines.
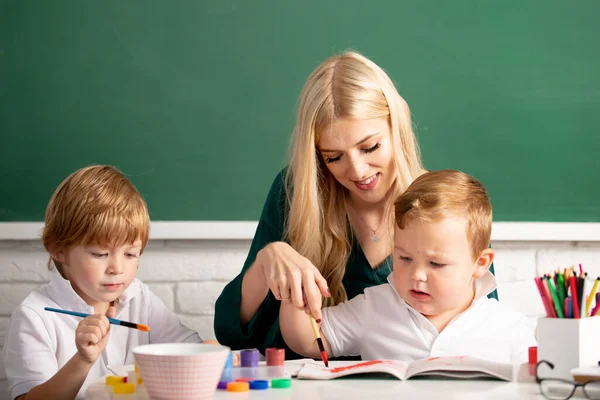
top-left (584, 381), bottom-right (600, 399)
top-left (540, 380), bottom-right (600, 400)
top-left (540, 380), bottom-right (576, 400)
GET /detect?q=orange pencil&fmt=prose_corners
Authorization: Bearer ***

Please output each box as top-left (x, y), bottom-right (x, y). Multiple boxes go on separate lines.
top-left (309, 316), bottom-right (329, 367)
top-left (564, 268), bottom-right (571, 292)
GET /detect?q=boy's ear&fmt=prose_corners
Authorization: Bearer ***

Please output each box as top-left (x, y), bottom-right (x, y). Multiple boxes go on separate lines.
top-left (51, 250), bottom-right (66, 264)
top-left (472, 248), bottom-right (495, 279)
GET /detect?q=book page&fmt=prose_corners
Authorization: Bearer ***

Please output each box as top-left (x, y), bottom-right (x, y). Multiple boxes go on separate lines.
top-left (296, 360), bottom-right (409, 380)
top-left (283, 358), bottom-right (317, 377)
top-left (405, 356), bottom-right (514, 381)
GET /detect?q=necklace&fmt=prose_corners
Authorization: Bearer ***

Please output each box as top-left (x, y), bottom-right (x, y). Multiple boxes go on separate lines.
top-left (347, 201), bottom-right (385, 243)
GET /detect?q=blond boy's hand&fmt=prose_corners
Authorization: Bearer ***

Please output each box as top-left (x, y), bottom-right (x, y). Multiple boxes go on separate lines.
top-left (75, 306), bottom-right (115, 364)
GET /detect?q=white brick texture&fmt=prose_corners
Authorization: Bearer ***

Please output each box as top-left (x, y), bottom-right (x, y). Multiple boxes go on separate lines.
top-left (1, 238), bottom-right (600, 396)
top-left (0, 248), bottom-right (50, 283)
top-left (180, 315), bottom-right (217, 341)
top-left (135, 240), bottom-right (249, 282)
top-left (176, 281), bottom-right (228, 315)
top-left (145, 283), bottom-right (175, 311)
top-left (536, 248), bottom-right (600, 277)
top-left (492, 249), bottom-right (537, 283)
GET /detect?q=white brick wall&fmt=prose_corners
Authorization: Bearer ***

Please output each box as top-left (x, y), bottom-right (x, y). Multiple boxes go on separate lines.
top-left (1, 239), bottom-right (600, 399)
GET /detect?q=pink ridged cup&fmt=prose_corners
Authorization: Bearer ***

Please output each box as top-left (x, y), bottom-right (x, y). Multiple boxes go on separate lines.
top-left (133, 343), bottom-right (229, 400)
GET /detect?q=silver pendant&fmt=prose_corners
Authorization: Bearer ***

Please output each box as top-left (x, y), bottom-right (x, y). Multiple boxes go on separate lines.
top-left (371, 235), bottom-right (379, 243)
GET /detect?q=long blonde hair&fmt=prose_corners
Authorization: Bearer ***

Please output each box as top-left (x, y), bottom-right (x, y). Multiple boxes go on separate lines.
top-left (285, 51), bottom-right (424, 306)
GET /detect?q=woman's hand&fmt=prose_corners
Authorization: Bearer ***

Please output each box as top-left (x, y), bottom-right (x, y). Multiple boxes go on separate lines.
top-left (256, 241), bottom-right (330, 321)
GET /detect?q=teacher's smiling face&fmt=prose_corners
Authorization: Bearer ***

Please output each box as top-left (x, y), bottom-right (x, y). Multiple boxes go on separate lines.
top-left (318, 118), bottom-right (395, 206)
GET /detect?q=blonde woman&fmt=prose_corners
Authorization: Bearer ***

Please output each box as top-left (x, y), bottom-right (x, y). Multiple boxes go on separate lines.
top-left (214, 51), bottom-right (497, 357)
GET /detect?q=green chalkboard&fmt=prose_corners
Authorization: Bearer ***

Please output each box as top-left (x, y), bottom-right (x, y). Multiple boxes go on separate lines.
top-left (1, 1), bottom-right (599, 222)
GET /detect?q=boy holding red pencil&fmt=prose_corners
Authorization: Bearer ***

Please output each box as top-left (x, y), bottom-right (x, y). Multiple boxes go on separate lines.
top-left (3, 166), bottom-right (217, 400)
top-left (279, 170), bottom-right (535, 364)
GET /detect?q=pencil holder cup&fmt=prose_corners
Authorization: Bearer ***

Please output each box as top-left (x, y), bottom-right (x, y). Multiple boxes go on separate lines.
top-left (536, 316), bottom-right (600, 380)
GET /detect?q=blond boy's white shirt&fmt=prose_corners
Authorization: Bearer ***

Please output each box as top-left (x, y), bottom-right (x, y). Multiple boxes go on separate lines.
top-left (321, 271), bottom-right (536, 364)
top-left (2, 268), bottom-right (201, 400)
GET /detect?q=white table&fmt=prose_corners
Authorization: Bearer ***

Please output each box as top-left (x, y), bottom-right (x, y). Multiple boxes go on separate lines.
top-left (86, 379), bottom-right (547, 399)
top-left (86, 376), bottom-right (547, 400)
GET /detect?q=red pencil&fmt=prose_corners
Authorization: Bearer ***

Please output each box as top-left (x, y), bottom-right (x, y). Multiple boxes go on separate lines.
top-left (534, 277), bottom-right (554, 317)
top-left (591, 301), bottom-right (600, 317)
top-left (309, 316), bottom-right (329, 367)
top-left (541, 277), bottom-right (557, 318)
top-left (570, 275), bottom-right (580, 319)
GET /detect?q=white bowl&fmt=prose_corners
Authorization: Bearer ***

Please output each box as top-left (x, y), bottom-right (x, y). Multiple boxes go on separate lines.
top-left (133, 343), bottom-right (230, 400)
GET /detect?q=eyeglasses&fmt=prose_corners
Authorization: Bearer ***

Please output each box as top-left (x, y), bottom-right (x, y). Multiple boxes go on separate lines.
top-left (536, 360), bottom-right (600, 400)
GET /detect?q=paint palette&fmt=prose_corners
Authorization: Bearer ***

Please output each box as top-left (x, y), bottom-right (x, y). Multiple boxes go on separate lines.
top-left (218, 348), bottom-right (293, 391)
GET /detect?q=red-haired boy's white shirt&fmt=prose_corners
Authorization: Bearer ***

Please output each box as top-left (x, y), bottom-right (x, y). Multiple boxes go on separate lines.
top-left (2, 268), bottom-right (201, 400)
top-left (321, 271), bottom-right (536, 364)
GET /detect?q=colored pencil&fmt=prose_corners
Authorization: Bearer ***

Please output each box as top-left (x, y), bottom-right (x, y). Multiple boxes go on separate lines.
top-left (578, 273), bottom-right (586, 317)
top-left (534, 277), bottom-right (554, 317)
top-left (567, 297), bottom-right (573, 319)
top-left (557, 273), bottom-right (566, 310)
top-left (533, 268), bottom-right (600, 319)
top-left (564, 268), bottom-right (571, 292)
top-left (541, 277), bottom-right (557, 318)
top-left (44, 307), bottom-right (150, 332)
top-left (591, 302), bottom-right (600, 317)
top-left (309, 316), bottom-right (329, 367)
top-left (546, 277), bottom-right (564, 318)
top-left (586, 278), bottom-right (600, 317)
top-left (570, 276), bottom-right (580, 319)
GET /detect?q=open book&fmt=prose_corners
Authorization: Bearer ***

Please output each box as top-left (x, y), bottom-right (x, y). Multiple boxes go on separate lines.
top-left (296, 356), bottom-right (514, 382)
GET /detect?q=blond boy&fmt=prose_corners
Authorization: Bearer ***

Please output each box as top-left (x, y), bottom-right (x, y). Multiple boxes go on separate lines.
top-left (3, 166), bottom-right (212, 400)
top-left (280, 170), bottom-right (535, 364)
